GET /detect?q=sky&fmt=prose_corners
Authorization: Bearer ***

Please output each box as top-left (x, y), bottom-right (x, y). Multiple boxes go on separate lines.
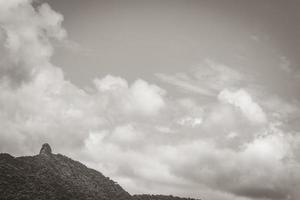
top-left (0, 0), bottom-right (300, 200)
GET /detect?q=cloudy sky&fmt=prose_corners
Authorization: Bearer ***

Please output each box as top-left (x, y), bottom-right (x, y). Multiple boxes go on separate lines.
top-left (0, 0), bottom-right (300, 200)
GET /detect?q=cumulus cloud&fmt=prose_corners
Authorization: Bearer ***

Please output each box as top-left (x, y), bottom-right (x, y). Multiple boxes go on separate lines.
top-left (0, 0), bottom-right (66, 84)
top-left (162, 130), bottom-right (299, 200)
top-left (218, 89), bottom-right (267, 124)
top-left (0, 0), bottom-right (166, 153)
top-left (94, 75), bottom-right (166, 116)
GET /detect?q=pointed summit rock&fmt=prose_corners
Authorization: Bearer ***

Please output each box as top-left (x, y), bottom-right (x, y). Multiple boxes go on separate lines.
top-left (39, 143), bottom-right (52, 156)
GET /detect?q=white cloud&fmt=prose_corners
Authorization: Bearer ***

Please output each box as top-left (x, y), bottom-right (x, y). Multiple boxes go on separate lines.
top-left (156, 73), bottom-right (215, 96)
top-left (0, 0), bottom-right (66, 84)
top-left (155, 126), bottom-right (175, 134)
top-left (194, 59), bottom-right (245, 91)
top-left (94, 75), bottom-right (128, 91)
top-left (227, 131), bottom-right (238, 139)
top-left (218, 89), bottom-right (267, 124)
top-left (108, 124), bottom-right (142, 147)
top-left (130, 79), bottom-right (166, 115)
top-left (156, 59), bottom-right (245, 96)
top-left (161, 129), bottom-right (299, 200)
top-left (242, 133), bottom-right (291, 163)
top-left (177, 116), bottom-right (202, 127)
top-left (94, 75), bottom-right (166, 116)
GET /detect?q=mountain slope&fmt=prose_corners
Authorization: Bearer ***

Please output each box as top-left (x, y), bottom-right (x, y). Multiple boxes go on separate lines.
top-left (0, 144), bottom-right (200, 200)
top-left (133, 195), bottom-right (198, 200)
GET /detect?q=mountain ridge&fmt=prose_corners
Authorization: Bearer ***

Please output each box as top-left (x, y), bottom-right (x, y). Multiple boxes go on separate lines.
top-left (0, 144), bottom-right (201, 200)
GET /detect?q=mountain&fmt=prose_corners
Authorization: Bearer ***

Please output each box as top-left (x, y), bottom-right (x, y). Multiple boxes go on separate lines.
top-left (133, 195), bottom-right (198, 200)
top-left (0, 143), bottom-right (200, 200)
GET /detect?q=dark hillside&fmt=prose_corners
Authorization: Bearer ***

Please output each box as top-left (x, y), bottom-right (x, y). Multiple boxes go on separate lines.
top-left (0, 144), bottom-right (200, 200)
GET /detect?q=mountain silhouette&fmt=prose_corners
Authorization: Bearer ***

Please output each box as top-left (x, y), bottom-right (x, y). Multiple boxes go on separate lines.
top-left (0, 143), bottom-right (200, 200)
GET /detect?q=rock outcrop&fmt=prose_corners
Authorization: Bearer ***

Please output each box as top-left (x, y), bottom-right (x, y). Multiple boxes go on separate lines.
top-left (39, 143), bottom-right (52, 156)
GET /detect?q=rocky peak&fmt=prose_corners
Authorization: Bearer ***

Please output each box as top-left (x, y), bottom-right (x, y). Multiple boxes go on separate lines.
top-left (39, 143), bottom-right (52, 156)
top-left (0, 143), bottom-right (200, 200)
